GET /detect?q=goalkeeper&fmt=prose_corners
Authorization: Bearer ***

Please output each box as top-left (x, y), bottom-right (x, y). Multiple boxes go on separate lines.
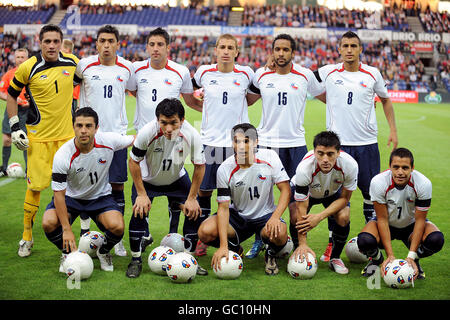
top-left (6, 24), bottom-right (79, 258)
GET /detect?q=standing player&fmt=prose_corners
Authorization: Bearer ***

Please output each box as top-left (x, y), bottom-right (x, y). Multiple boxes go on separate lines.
top-left (129, 27), bottom-right (202, 250)
top-left (357, 148), bottom-right (444, 279)
top-left (75, 25), bottom-right (134, 256)
top-left (0, 48), bottom-right (29, 178)
top-left (248, 33), bottom-right (324, 252)
top-left (61, 39), bottom-right (80, 116)
top-left (192, 33), bottom-right (257, 257)
top-left (198, 123), bottom-right (291, 275)
top-left (292, 131), bottom-right (358, 274)
top-left (126, 98), bottom-right (207, 278)
top-left (315, 31), bottom-right (398, 262)
top-left (6, 25), bottom-right (78, 257)
top-left (42, 108), bottom-right (134, 272)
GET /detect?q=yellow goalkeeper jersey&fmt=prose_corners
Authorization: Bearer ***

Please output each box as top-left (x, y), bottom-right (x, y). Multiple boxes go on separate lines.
top-left (8, 52), bottom-right (79, 142)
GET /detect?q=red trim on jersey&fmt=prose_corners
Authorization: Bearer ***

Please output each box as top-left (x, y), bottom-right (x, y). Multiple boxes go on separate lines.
top-left (115, 57), bottom-right (131, 74)
top-left (228, 161), bottom-right (240, 183)
top-left (255, 158), bottom-right (273, 168)
top-left (200, 67), bottom-right (219, 81)
top-left (290, 64), bottom-right (307, 81)
top-left (165, 61), bottom-right (183, 80)
top-left (407, 176), bottom-right (418, 197)
top-left (135, 60), bottom-right (150, 73)
top-left (385, 177), bottom-right (396, 196)
top-left (311, 165), bottom-right (321, 179)
top-left (333, 163), bottom-right (345, 180)
top-left (359, 64), bottom-right (376, 81)
top-left (233, 67), bottom-right (250, 80)
top-left (326, 64), bottom-right (345, 78)
top-left (148, 129), bottom-right (164, 146)
top-left (93, 138), bottom-right (113, 150)
top-left (257, 70), bottom-right (276, 82)
top-left (303, 153), bottom-right (314, 161)
top-left (69, 140), bottom-right (81, 169)
top-left (82, 58), bottom-right (101, 73)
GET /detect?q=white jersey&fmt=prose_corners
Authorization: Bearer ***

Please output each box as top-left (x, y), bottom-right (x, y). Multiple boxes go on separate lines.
top-left (76, 55), bottom-right (135, 134)
top-left (130, 119), bottom-right (205, 186)
top-left (252, 64), bottom-right (323, 148)
top-left (216, 149), bottom-right (289, 220)
top-left (130, 59), bottom-right (193, 131)
top-left (51, 132), bottom-right (134, 200)
top-left (370, 170), bottom-right (432, 228)
top-left (317, 63), bottom-right (389, 146)
top-left (293, 150), bottom-right (358, 201)
top-left (193, 64), bottom-right (254, 147)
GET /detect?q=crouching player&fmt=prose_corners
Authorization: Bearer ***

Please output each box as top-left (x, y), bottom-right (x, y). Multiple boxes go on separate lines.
top-left (126, 98), bottom-right (207, 278)
top-left (292, 131), bottom-right (358, 274)
top-left (198, 123), bottom-right (291, 275)
top-left (42, 108), bottom-right (134, 272)
top-left (357, 147), bottom-right (444, 279)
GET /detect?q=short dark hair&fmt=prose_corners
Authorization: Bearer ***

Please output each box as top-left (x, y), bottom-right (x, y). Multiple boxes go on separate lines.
top-left (155, 98), bottom-right (185, 120)
top-left (272, 33), bottom-right (296, 52)
top-left (313, 131), bottom-right (341, 151)
top-left (97, 24), bottom-right (119, 42)
top-left (339, 30), bottom-right (362, 47)
top-left (39, 24), bottom-right (63, 41)
top-left (73, 107), bottom-right (99, 127)
top-left (147, 27), bottom-right (170, 45)
top-left (389, 148), bottom-right (414, 167)
top-left (231, 123), bottom-right (258, 142)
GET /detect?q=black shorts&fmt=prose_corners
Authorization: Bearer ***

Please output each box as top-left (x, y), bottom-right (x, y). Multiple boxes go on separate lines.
top-left (46, 194), bottom-right (120, 229)
top-left (224, 208), bottom-right (286, 247)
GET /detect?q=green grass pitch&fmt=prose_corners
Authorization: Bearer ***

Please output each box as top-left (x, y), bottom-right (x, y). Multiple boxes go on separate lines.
top-left (0, 97), bottom-right (449, 301)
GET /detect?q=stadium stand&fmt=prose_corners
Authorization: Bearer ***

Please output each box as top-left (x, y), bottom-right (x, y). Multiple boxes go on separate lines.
top-left (0, 3), bottom-right (448, 93)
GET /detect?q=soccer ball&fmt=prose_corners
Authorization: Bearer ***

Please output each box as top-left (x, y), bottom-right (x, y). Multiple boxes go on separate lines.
top-left (6, 162), bottom-right (25, 178)
top-left (275, 236), bottom-right (293, 259)
top-left (166, 252), bottom-right (198, 283)
top-left (78, 231), bottom-right (106, 257)
top-left (213, 250), bottom-right (243, 280)
top-left (287, 252), bottom-right (318, 280)
top-left (148, 246), bottom-right (176, 275)
top-left (345, 237), bottom-right (369, 263)
top-left (383, 259), bottom-right (415, 289)
top-left (160, 233), bottom-right (185, 252)
top-left (63, 250), bottom-right (94, 280)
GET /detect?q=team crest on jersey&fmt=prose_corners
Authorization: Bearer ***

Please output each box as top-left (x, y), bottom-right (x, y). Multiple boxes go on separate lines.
top-left (98, 158), bottom-right (107, 164)
top-left (360, 81), bottom-right (367, 88)
top-left (116, 75), bottom-right (124, 82)
top-left (334, 80), bottom-right (343, 85)
top-left (62, 70), bottom-right (70, 76)
top-left (233, 80), bottom-right (241, 86)
top-left (258, 174), bottom-right (267, 181)
top-left (407, 197), bottom-right (414, 203)
top-left (164, 79), bottom-right (172, 85)
top-left (334, 179), bottom-right (342, 184)
top-left (291, 83), bottom-right (298, 90)
top-left (266, 83), bottom-right (275, 88)
top-left (91, 75), bottom-right (100, 80)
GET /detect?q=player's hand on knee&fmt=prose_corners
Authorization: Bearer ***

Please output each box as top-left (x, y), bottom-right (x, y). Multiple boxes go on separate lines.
top-left (133, 195), bottom-right (151, 219)
top-left (183, 199), bottom-right (201, 221)
top-left (265, 217), bottom-right (281, 240)
top-left (296, 214), bottom-right (321, 234)
top-left (212, 247), bottom-right (228, 272)
top-left (63, 229), bottom-right (77, 252)
top-left (9, 116), bottom-right (29, 150)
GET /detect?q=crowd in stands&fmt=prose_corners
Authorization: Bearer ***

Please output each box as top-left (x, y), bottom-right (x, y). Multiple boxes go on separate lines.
top-left (242, 4), bottom-right (410, 31)
top-left (1, 29), bottom-right (445, 93)
top-left (1, 2), bottom-right (449, 92)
